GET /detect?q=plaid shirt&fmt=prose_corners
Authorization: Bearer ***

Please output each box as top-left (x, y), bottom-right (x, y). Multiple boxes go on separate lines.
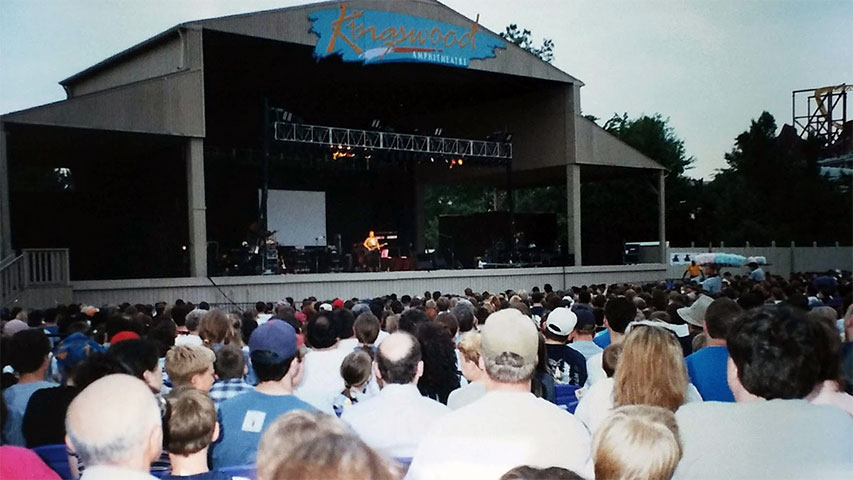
top-left (209, 378), bottom-right (254, 408)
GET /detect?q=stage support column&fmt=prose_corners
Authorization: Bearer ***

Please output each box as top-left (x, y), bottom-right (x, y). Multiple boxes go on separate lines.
top-left (0, 123), bottom-right (11, 259)
top-left (658, 170), bottom-right (667, 264)
top-left (566, 163), bottom-right (582, 266)
top-left (415, 181), bottom-right (426, 253)
top-left (186, 137), bottom-right (207, 277)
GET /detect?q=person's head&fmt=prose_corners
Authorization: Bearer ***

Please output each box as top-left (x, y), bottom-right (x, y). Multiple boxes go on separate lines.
top-left (198, 310), bottom-right (237, 346)
top-left (249, 320), bottom-right (301, 385)
top-left (604, 297), bottom-right (637, 335)
top-left (340, 350), bottom-right (373, 390)
top-left (480, 309), bottom-right (539, 384)
top-left (65, 374), bottom-right (163, 471)
top-left (399, 308), bottom-right (429, 333)
top-left (306, 312), bottom-right (338, 349)
top-left (353, 313), bottom-right (380, 345)
top-left (435, 311), bottom-right (459, 338)
top-left (727, 305), bottom-right (823, 401)
top-left (704, 297), bottom-right (742, 340)
top-left (500, 465), bottom-right (584, 480)
top-left (163, 386), bottom-right (218, 457)
top-left (593, 405), bottom-right (682, 480)
top-left (543, 308), bottom-right (577, 343)
top-left (165, 345), bottom-right (217, 392)
top-left (184, 309), bottom-right (205, 334)
top-left (614, 326), bottom-right (687, 411)
top-left (214, 344), bottom-right (246, 381)
top-left (602, 342), bottom-right (624, 378)
top-left (9, 328), bottom-right (52, 374)
top-left (573, 308), bottom-right (597, 338)
top-left (108, 338), bottom-right (162, 393)
top-left (335, 308), bottom-right (356, 340)
top-left (257, 411), bottom-right (399, 480)
top-left (374, 332), bottom-right (422, 386)
top-left (457, 331), bottom-right (484, 383)
top-left (451, 303), bottom-right (476, 333)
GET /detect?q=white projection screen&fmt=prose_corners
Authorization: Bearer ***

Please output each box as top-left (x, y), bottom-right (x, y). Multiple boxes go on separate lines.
top-left (263, 189), bottom-right (327, 247)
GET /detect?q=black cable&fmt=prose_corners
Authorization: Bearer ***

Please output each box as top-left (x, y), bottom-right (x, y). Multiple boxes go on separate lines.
top-left (206, 276), bottom-right (240, 309)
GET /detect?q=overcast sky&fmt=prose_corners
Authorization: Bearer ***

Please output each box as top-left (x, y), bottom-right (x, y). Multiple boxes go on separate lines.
top-left (2, 0), bottom-right (851, 179)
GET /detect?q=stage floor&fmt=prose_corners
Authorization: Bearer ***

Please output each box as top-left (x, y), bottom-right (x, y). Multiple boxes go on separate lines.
top-left (70, 264), bottom-right (667, 306)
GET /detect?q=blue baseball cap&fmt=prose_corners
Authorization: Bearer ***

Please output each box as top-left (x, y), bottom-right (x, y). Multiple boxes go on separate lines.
top-left (249, 320), bottom-right (298, 361)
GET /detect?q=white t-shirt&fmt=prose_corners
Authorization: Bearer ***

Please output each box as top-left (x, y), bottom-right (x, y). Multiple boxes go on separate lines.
top-left (342, 383), bottom-right (449, 458)
top-left (447, 381), bottom-right (487, 410)
top-left (585, 352), bottom-right (607, 387)
top-left (408, 390), bottom-right (593, 479)
top-left (294, 346), bottom-right (350, 413)
top-left (256, 313), bottom-right (272, 325)
top-left (174, 333), bottom-right (203, 347)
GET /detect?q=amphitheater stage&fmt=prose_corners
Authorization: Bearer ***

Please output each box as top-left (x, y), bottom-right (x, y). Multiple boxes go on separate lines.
top-left (70, 264), bottom-right (668, 306)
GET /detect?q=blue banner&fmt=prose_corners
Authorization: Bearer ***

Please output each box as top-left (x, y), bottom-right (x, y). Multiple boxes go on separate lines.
top-left (309, 3), bottom-right (506, 67)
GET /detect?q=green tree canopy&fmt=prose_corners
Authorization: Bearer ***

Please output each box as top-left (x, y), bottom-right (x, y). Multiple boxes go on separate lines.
top-left (499, 24), bottom-right (555, 63)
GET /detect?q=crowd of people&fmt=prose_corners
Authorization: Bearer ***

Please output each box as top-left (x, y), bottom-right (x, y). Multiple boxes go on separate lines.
top-left (1, 269), bottom-right (852, 479)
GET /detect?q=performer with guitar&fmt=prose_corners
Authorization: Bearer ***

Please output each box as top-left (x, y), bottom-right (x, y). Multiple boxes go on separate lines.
top-left (362, 230), bottom-right (386, 272)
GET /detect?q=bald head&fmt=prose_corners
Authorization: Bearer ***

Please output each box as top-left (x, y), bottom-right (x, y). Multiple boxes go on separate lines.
top-left (66, 374), bottom-right (162, 470)
top-left (375, 332), bottom-right (422, 385)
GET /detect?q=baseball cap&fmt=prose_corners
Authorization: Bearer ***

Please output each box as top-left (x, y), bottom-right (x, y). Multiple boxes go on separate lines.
top-left (318, 303), bottom-right (333, 312)
top-left (332, 298), bottom-right (344, 309)
top-left (574, 308), bottom-right (596, 330)
top-left (110, 330), bottom-right (140, 344)
top-left (54, 332), bottom-right (106, 374)
top-left (249, 320), bottom-right (298, 361)
top-left (481, 309), bottom-right (538, 364)
top-left (545, 308), bottom-right (578, 336)
top-left (677, 294), bottom-right (714, 327)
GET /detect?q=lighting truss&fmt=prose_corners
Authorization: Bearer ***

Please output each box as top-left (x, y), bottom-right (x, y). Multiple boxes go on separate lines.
top-left (273, 122), bottom-right (512, 162)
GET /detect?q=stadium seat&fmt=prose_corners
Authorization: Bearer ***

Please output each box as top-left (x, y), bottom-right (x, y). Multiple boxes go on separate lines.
top-left (554, 384), bottom-right (580, 414)
top-left (32, 444), bottom-right (73, 480)
top-left (218, 464), bottom-right (257, 480)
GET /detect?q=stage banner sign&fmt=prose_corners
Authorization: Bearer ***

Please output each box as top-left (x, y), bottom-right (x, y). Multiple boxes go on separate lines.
top-left (309, 3), bottom-right (506, 67)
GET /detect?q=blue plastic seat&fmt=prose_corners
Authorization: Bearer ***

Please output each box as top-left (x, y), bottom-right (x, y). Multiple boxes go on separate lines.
top-left (32, 444), bottom-right (73, 480)
top-left (554, 384), bottom-right (580, 414)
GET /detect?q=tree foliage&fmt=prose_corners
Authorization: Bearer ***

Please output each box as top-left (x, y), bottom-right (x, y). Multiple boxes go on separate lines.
top-left (499, 24), bottom-right (555, 63)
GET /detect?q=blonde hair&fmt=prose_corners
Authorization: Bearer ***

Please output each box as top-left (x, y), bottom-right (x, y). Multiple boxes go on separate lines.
top-left (257, 411), bottom-right (400, 480)
top-left (165, 345), bottom-right (215, 388)
top-left (198, 310), bottom-right (241, 346)
top-left (593, 405), bottom-right (682, 480)
top-left (456, 331), bottom-right (482, 365)
top-left (613, 326), bottom-right (687, 411)
top-left (164, 386), bottom-right (216, 455)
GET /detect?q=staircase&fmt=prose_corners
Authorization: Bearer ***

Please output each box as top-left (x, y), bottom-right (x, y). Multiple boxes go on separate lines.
top-left (1, 249), bottom-right (72, 308)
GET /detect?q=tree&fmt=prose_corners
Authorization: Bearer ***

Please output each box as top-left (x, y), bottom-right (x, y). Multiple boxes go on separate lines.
top-left (500, 24), bottom-right (555, 63)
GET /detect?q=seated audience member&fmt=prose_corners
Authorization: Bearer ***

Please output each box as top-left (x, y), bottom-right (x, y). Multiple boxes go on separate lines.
top-left (162, 387), bottom-right (225, 479)
top-left (500, 465), bottom-right (583, 480)
top-left (447, 332), bottom-right (487, 409)
top-left (165, 345), bottom-right (217, 392)
top-left (65, 374), bottom-right (163, 480)
top-left (211, 321), bottom-right (314, 469)
top-left (175, 310), bottom-right (204, 347)
top-left (593, 405), bottom-right (682, 480)
top-left (257, 411), bottom-right (399, 480)
top-left (335, 308), bottom-right (359, 351)
top-left (333, 350), bottom-right (374, 415)
top-left (451, 303), bottom-right (477, 340)
top-left (24, 352), bottom-right (123, 448)
top-left (576, 325), bottom-right (701, 434)
top-left (353, 312), bottom-right (381, 353)
top-left (0, 445), bottom-right (61, 479)
top-left (542, 308), bottom-right (588, 385)
top-left (2, 329), bottom-right (58, 446)
top-left (108, 339), bottom-right (164, 394)
top-left (568, 309), bottom-right (603, 360)
top-left (415, 322), bottom-right (460, 404)
top-left (685, 297), bottom-right (741, 402)
top-left (208, 344), bottom-right (253, 408)
top-left (674, 305), bottom-right (853, 479)
top-left (601, 342), bottom-right (623, 378)
top-left (342, 332), bottom-right (449, 457)
top-left (586, 297), bottom-right (636, 385)
top-left (408, 309), bottom-right (593, 479)
top-left (294, 312), bottom-right (350, 413)
top-left (805, 313), bottom-right (853, 416)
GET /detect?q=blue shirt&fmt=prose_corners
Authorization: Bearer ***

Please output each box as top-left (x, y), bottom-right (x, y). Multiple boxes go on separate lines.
top-left (701, 275), bottom-right (722, 294)
top-left (685, 345), bottom-right (734, 402)
top-left (593, 330), bottom-right (611, 349)
top-left (2, 380), bottom-right (59, 446)
top-left (211, 390), bottom-right (315, 468)
top-left (748, 268), bottom-right (765, 281)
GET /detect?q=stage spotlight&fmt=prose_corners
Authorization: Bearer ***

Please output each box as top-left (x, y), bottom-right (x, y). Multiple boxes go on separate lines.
top-left (434, 127), bottom-right (443, 136)
top-left (430, 156), bottom-right (435, 163)
top-left (458, 158), bottom-right (464, 166)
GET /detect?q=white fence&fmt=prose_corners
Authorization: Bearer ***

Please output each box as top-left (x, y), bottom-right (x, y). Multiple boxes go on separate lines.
top-left (1, 249), bottom-right (71, 307)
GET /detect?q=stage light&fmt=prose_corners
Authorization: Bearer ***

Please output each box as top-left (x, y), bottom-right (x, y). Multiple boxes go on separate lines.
top-left (434, 127), bottom-right (443, 136)
top-left (430, 157), bottom-right (435, 163)
top-left (370, 119), bottom-right (382, 129)
top-left (458, 158), bottom-right (464, 166)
